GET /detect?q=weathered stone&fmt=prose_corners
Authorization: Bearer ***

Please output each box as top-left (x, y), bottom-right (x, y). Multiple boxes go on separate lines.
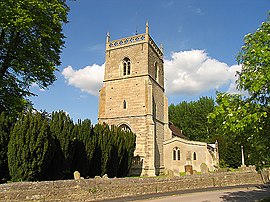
top-left (164, 169), bottom-right (174, 178)
top-left (73, 171), bottom-right (80, 180)
top-left (102, 174), bottom-right (109, 179)
top-left (98, 23), bottom-right (219, 177)
top-left (200, 163), bottom-right (209, 174)
top-left (94, 176), bottom-right (101, 179)
top-left (0, 172), bottom-right (266, 202)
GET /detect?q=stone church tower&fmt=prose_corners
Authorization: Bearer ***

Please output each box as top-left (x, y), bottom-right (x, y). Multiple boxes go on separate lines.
top-left (98, 22), bottom-right (169, 176)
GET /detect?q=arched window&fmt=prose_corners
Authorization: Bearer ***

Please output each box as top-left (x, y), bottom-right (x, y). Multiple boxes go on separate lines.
top-left (173, 147), bottom-right (180, 161)
top-left (177, 149), bottom-right (181, 160)
top-left (193, 152), bottom-right (197, 160)
top-left (119, 124), bottom-right (131, 132)
top-left (173, 149), bottom-right (176, 160)
top-left (123, 100), bottom-right (127, 109)
top-left (123, 57), bottom-right (131, 76)
top-left (154, 62), bottom-right (158, 81)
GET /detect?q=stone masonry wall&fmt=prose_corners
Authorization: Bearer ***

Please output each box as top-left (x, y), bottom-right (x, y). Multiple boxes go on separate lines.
top-left (0, 172), bottom-right (266, 202)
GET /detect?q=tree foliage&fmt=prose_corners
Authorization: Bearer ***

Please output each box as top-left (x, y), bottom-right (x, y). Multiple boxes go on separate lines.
top-left (237, 14), bottom-right (270, 105)
top-left (0, 112), bottom-right (12, 179)
top-left (48, 110), bottom-right (76, 179)
top-left (0, 0), bottom-right (69, 116)
top-left (169, 96), bottom-right (215, 141)
top-left (208, 13), bottom-right (270, 168)
top-left (8, 111), bottom-right (54, 181)
top-left (3, 109), bottom-right (136, 181)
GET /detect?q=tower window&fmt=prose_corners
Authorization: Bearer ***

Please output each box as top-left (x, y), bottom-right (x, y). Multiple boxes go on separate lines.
top-left (123, 100), bottom-right (127, 109)
top-left (173, 147), bottom-right (181, 161)
top-left (193, 152), bottom-right (197, 160)
top-left (119, 124), bottom-right (131, 132)
top-left (123, 57), bottom-right (131, 76)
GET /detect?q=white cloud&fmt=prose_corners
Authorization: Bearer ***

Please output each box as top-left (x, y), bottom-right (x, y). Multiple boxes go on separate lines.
top-left (165, 50), bottom-right (241, 95)
top-left (62, 50), bottom-right (241, 97)
top-left (62, 64), bottom-right (104, 96)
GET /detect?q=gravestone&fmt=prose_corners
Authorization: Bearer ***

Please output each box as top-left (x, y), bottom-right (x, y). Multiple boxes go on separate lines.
top-left (73, 171), bottom-right (80, 180)
top-left (200, 163), bottom-right (209, 174)
top-left (164, 169), bottom-right (174, 177)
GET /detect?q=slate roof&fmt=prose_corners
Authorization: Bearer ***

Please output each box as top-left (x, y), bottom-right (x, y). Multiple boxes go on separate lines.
top-left (169, 122), bottom-right (188, 140)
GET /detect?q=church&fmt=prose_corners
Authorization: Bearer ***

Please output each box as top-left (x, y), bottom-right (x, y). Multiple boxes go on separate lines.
top-left (98, 22), bottom-right (219, 176)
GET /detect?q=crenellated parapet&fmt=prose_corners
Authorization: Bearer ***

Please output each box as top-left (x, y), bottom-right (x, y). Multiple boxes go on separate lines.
top-left (106, 33), bottom-right (163, 59)
top-left (106, 34), bottom-right (146, 50)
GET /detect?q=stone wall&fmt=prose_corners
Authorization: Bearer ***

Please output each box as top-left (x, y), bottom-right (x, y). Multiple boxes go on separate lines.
top-left (0, 171), bottom-right (267, 201)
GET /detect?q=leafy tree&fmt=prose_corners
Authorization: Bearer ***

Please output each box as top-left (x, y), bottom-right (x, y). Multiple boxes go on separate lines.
top-left (8, 111), bottom-right (54, 181)
top-left (237, 13), bottom-right (270, 105)
top-left (208, 13), bottom-right (270, 169)
top-left (0, 0), bottom-right (69, 116)
top-left (169, 96), bottom-right (215, 141)
top-left (208, 93), bottom-right (268, 168)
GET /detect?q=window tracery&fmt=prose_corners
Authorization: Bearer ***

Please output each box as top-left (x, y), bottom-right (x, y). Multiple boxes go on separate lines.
top-left (123, 57), bottom-right (131, 76)
top-left (173, 147), bottom-right (181, 160)
top-left (119, 124), bottom-right (131, 132)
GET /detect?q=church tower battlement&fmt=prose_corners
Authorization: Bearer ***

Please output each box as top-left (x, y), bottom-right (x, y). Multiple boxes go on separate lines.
top-left (98, 22), bottom-right (169, 176)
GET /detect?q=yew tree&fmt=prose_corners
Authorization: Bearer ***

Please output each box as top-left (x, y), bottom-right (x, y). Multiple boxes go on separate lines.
top-left (8, 111), bottom-right (54, 181)
top-left (0, 0), bottom-right (69, 116)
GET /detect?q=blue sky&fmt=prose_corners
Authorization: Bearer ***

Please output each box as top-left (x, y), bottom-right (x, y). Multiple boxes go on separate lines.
top-left (30, 0), bottom-right (270, 123)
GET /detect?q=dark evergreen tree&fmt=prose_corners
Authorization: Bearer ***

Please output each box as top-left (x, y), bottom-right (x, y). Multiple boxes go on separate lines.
top-left (8, 111), bottom-right (53, 181)
top-left (48, 111), bottom-right (76, 179)
top-left (0, 112), bottom-right (12, 179)
top-left (72, 119), bottom-right (97, 177)
top-left (89, 123), bottom-right (136, 178)
top-left (93, 124), bottom-right (113, 176)
top-left (120, 130), bottom-right (136, 177)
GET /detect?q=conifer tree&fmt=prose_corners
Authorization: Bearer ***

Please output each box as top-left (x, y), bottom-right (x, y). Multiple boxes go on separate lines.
top-left (72, 119), bottom-right (97, 177)
top-left (120, 130), bottom-right (136, 177)
top-left (8, 111), bottom-right (53, 181)
top-left (0, 112), bottom-right (12, 179)
top-left (48, 111), bottom-right (76, 179)
top-left (93, 123), bottom-right (113, 176)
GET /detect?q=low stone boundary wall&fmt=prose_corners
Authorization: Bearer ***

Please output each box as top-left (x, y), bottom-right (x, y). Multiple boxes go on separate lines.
top-left (0, 171), bottom-right (267, 201)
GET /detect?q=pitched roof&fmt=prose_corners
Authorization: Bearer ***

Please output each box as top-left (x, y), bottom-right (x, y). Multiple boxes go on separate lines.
top-left (169, 122), bottom-right (188, 140)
